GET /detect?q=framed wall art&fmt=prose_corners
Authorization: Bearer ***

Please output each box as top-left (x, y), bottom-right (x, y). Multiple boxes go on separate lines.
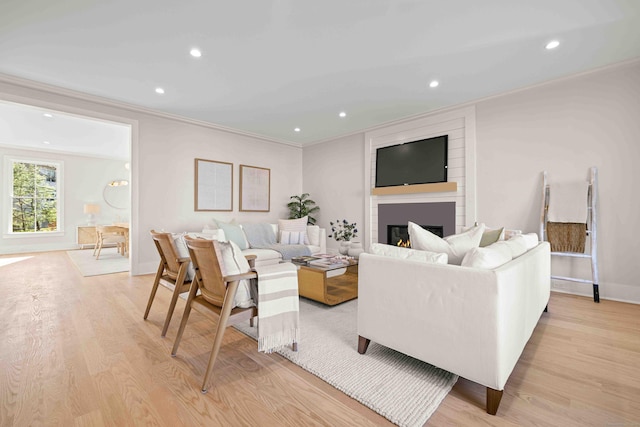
top-left (239, 164), bottom-right (270, 212)
top-left (194, 158), bottom-right (233, 211)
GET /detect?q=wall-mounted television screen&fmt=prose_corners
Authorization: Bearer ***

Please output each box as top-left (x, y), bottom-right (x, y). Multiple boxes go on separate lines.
top-left (375, 135), bottom-right (448, 188)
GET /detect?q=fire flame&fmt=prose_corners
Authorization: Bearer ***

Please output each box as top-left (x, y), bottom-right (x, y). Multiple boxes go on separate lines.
top-left (396, 239), bottom-right (411, 248)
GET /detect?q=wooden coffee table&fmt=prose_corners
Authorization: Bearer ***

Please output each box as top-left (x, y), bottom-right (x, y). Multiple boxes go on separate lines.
top-left (296, 260), bottom-right (358, 306)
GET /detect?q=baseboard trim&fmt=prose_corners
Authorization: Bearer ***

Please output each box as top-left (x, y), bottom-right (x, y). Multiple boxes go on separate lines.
top-left (551, 280), bottom-right (640, 305)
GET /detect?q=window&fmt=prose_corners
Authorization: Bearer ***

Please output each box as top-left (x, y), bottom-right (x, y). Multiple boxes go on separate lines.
top-left (6, 157), bottom-right (63, 234)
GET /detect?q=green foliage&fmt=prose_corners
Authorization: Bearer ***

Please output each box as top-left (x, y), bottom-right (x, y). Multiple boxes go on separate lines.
top-left (287, 193), bottom-right (319, 225)
top-left (12, 162), bottom-right (58, 232)
top-left (328, 219), bottom-right (358, 242)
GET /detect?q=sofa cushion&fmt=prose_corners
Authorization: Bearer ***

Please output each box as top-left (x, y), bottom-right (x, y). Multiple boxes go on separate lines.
top-left (370, 243), bottom-right (448, 264)
top-left (409, 221), bottom-right (485, 265)
top-left (503, 235), bottom-right (528, 258)
top-left (216, 221), bottom-right (249, 250)
top-left (461, 242), bottom-right (512, 269)
top-left (521, 233), bottom-right (540, 250)
top-left (480, 227), bottom-right (504, 247)
top-left (278, 216), bottom-right (310, 245)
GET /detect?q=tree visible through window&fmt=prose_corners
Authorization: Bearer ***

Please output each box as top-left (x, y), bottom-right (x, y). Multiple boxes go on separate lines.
top-left (11, 160), bottom-right (60, 233)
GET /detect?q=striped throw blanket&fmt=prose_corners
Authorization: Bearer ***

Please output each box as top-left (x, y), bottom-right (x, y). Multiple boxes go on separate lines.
top-left (252, 263), bottom-right (300, 353)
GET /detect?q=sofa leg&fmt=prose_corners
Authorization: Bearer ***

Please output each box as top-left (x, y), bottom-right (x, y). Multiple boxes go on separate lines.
top-left (486, 387), bottom-right (503, 415)
top-left (358, 336), bottom-right (370, 354)
top-left (544, 304), bottom-right (548, 313)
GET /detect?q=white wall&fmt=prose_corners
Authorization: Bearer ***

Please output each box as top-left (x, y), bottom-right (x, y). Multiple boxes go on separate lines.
top-left (0, 79), bottom-right (303, 275)
top-left (475, 60), bottom-right (640, 303)
top-left (303, 134), bottom-right (365, 253)
top-left (0, 146), bottom-right (126, 254)
top-left (303, 60), bottom-right (640, 303)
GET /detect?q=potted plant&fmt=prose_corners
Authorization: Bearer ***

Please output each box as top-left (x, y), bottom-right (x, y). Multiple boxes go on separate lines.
top-left (287, 193), bottom-right (320, 225)
top-left (329, 219), bottom-right (359, 255)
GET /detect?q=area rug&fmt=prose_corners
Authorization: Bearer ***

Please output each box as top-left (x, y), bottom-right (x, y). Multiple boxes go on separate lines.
top-left (234, 298), bottom-right (457, 427)
top-left (66, 248), bottom-right (129, 276)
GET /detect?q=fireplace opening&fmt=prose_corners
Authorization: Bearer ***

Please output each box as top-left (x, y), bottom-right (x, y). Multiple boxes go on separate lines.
top-left (387, 224), bottom-right (444, 247)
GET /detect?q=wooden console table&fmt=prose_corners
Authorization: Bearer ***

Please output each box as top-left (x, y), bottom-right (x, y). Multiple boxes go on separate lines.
top-left (77, 226), bottom-right (97, 249)
top-left (297, 261), bottom-right (358, 306)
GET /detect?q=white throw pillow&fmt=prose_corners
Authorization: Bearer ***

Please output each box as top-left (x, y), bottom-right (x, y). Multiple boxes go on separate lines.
top-left (217, 240), bottom-right (253, 308)
top-left (278, 216), bottom-right (310, 245)
top-left (461, 242), bottom-right (513, 269)
top-left (370, 243), bottom-right (448, 264)
top-left (280, 230), bottom-right (306, 245)
top-left (172, 232), bottom-right (194, 281)
top-left (408, 221), bottom-right (485, 265)
top-left (503, 235), bottom-right (528, 258)
top-left (306, 225), bottom-right (320, 246)
top-left (521, 233), bottom-right (539, 250)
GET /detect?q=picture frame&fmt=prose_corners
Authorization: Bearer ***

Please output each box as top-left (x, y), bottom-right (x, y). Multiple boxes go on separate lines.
top-left (239, 164), bottom-right (270, 212)
top-left (194, 158), bottom-right (233, 211)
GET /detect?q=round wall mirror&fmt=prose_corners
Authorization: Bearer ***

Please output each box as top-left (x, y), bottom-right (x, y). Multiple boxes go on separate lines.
top-left (103, 179), bottom-right (130, 210)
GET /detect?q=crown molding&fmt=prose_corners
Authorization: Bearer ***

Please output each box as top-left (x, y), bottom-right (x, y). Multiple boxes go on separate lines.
top-left (0, 73), bottom-right (303, 149)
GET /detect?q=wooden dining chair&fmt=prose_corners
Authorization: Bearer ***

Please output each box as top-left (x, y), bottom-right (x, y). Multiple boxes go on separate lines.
top-left (171, 236), bottom-right (257, 393)
top-left (144, 230), bottom-right (192, 337)
top-left (93, 225), bottom-right (127, 260)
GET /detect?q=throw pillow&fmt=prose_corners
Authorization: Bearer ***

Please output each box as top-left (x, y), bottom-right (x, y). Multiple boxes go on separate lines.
top-left (280, 230), bottom-right (306, 245)
top-left (217, 240), bottom-right (253, 308)
top-left (408, 221), bottom-right (485, 265)
top-left (278, 216), bottom-right (310, 245)
top-left (461, 242), bottom-right (513, 269)
top-left (306, 225), bottom-right (320, 247)
top-left (172, 232), bottom-right (194, 281)
top-left (480, 227), bottom-right (504, 247)
top-left (370, 243), bottom-right (448, 264)
top-left (216, 221), bottom-right (249, 250)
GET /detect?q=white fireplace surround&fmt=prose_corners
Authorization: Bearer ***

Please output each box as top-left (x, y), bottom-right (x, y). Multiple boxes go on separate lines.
top-left (364, 106), bottom-right (477, 247)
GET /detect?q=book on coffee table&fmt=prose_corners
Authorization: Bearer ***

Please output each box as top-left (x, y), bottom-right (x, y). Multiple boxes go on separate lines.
top-left (291, 256), bottom-right (321, 266)
top-left (308, 257), bottom-right (350, 269)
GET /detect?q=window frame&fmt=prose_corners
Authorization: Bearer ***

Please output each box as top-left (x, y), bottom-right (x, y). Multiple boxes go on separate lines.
top-left (3, 155), bottom-right (65, 237)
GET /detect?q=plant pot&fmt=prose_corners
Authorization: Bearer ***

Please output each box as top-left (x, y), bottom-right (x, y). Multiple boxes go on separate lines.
top-left (348, 241), bottom-right (364, 258)
top-left (339, 241), bottom-right (351, 255)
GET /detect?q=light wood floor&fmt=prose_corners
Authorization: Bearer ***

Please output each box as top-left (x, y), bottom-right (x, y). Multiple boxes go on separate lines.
top-left (1, 251), bottom-right (638, 426)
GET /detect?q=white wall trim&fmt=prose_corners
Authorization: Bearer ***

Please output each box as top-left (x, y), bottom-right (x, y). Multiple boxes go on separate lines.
top-left (0, 73), bottom-right (300, 148)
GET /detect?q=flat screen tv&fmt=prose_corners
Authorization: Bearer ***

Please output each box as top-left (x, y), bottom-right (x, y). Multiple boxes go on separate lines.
top-left (375, 135), bottom-right (448, 188)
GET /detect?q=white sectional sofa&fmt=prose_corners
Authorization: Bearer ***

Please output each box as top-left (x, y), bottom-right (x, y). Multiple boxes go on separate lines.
top-left (201, 222), bottom-right (326, 267)
top-left (357, 238), bottom-right (551, 415)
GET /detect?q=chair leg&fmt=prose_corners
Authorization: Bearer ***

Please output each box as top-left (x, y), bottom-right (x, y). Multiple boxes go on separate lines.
top-left (95, 240), bottom-right (103, 260)
top-left (171, 302), bottom-right (193, 357)
top-left (161, 269), bottom-right (188, 337)
top-left (201, 282), bottom-right (239, 393)
top-left (144, 262), bottom-right (165, 320)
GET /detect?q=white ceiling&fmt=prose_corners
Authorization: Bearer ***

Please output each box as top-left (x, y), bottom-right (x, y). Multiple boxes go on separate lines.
top-left (1, 0), bottom-right (640, 148)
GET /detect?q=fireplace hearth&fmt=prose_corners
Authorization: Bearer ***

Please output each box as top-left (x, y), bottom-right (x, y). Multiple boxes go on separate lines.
top-left (377, 202), bottom-right (456, 244)
top-left (388, 224), bottom-right (443, 247)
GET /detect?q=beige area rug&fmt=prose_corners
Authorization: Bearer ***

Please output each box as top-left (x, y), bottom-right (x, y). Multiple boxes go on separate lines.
top-left (66, 248), bottom-right (129, 276)
top-left (234, 298), bottom-right (457, 427)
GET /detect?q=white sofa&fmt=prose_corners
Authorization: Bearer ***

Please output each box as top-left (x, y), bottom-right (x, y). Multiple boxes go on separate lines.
top-left (201, 223), bottom-right (326, 267)
top-left (357, 241), bottom-right (551, 415)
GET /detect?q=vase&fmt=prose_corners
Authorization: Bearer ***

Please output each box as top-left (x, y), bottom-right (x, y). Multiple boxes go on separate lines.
top-left (339, 241), bottom-right (351, 255)
top-left (348, 241), bottom-right (364, 258)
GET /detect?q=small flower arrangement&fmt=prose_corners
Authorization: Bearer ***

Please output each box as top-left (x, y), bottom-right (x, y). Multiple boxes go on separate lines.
top-left (329, 219), bottom-right (358, 242)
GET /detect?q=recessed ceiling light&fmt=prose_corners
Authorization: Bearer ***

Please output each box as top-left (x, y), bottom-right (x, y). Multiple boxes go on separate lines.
top-left (155, 87), bottom-right (165, 94)
top-left (546, 40), bottom-right (560, 50)
top-left (429, 80), bottom-right (439, 88)
top-left (294, 128), bottom-right (301, 132)
top-left (190, 48), bottom-right (202, 58)
top-left (339, 112), bottom-right (346, 118)
top-left (43, 140), bottom-right (50, 145)
top-left (43, 113), bottom-right (53, 118)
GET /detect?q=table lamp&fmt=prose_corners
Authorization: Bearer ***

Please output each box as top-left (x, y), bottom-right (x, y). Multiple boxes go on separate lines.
top-left (83, 204), bottom-right (100, 225)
